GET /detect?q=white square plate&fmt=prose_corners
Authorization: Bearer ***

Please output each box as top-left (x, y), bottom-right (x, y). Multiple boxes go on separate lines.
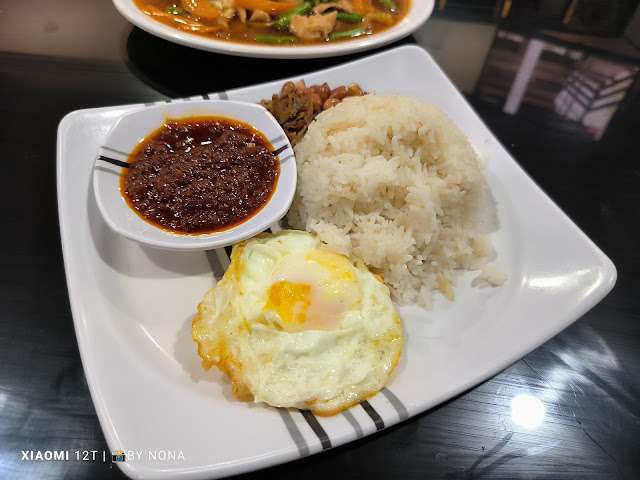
top-left (57, 45), bottom-right (616, 480)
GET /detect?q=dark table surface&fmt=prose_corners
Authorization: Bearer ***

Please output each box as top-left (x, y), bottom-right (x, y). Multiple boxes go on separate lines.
top-left (1, 3), bottom-right (640, 479)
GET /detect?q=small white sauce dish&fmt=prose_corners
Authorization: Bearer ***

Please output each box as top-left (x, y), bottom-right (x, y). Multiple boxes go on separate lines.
top-left (93, 100), bottom-right (296, 251)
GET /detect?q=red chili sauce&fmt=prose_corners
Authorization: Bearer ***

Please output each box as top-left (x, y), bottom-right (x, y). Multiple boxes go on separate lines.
top-left (121, 116), bottom-right (279, 234)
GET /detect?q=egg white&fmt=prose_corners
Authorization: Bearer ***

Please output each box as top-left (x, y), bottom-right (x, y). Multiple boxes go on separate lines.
top-left (192, 230), bottom-right (402, 415)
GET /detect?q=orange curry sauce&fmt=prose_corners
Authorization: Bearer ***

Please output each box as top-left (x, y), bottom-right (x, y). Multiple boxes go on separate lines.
top-left (132, 0), bottom-right (411, 45)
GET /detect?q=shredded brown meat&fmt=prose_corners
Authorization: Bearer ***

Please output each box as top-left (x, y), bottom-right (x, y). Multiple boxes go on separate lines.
top-left (261, 80), bottom-right (364, 146)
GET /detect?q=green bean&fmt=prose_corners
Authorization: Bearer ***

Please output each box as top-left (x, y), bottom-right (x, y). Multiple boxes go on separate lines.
top-left (379, 0), bottom-right (397, 11)
top-left (336, 12), bottom-right (363, 23)
top-left (328, 28), bottom-right (366, 40)
top-left (165, 5), bottom-right (183, 15)
top-left (273, 2), bottom-right (313, 30)
top-left (256, 35), bottom-right (299, 44)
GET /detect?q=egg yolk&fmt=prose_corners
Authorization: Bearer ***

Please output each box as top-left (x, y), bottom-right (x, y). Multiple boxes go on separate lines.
top-left (262, 250), bottom-right (362, 332)
top-left (264, 281), bottom-right (312, 327)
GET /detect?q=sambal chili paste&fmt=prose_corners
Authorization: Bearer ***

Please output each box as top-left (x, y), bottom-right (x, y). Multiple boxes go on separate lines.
top-left (121, 116), bottom-right (280, 234)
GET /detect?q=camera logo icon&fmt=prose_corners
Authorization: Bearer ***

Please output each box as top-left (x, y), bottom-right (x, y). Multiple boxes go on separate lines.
top-left (111, 450), bottom-right (126, 462)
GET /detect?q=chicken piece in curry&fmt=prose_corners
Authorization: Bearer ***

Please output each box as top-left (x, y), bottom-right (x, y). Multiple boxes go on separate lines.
top-left (133, 0), bottom-right (410, 45)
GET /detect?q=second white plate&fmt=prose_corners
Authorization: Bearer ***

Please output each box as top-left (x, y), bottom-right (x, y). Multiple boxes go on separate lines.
top-left (112, 0), bottom-right (435, 58)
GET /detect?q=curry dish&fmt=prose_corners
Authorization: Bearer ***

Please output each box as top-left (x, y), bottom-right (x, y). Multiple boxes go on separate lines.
top-left (133, 0), bottom-right (410, 45)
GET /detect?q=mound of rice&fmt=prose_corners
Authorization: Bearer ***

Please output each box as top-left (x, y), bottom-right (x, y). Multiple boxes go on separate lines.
top-left (286, 94), bottom-right (503, 308)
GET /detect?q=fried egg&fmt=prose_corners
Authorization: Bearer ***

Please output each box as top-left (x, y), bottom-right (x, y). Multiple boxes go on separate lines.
top-left (192, 230), bottom-right (403, 415)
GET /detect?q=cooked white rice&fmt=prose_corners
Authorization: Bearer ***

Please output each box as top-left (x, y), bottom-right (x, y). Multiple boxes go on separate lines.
top-left (287, 94), bottom-right (503, 308)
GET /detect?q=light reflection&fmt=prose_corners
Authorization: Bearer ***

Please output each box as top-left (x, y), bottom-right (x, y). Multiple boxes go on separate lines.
top-left (558, 331), bottom-right (620, 370)
top-left (510, 394), bottom-right (545, 428)
top-left (526, 267), bottom-right (594, 290)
